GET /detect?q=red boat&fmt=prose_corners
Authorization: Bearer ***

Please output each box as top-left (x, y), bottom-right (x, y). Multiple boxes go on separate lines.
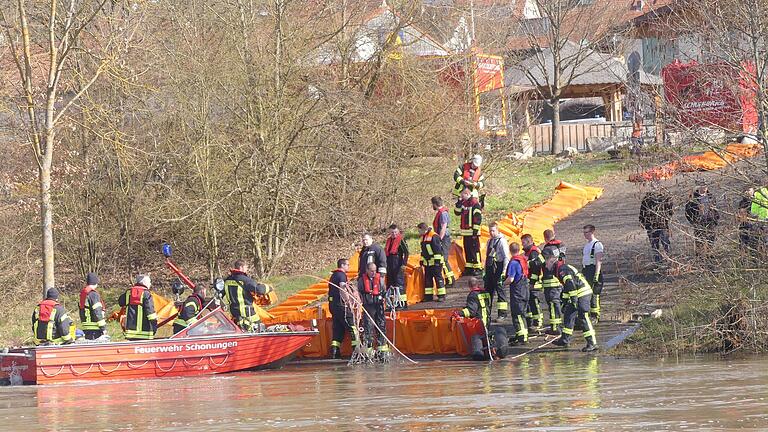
top-left (0, 308), bottom-right (317, 385)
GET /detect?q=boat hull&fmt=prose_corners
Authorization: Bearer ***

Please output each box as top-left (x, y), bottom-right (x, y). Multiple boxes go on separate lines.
top-left (1, 331), bottom-right (317, 385)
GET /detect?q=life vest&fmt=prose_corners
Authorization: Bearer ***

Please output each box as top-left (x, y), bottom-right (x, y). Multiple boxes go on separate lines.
top-left (37, 299), bottom-right (58, 322)
top-left (524, 244), bottom-right (540, 259)
top-left (80, 285), bottom-right (95, 309)
top-left (461, 162), bottom-right (482, 182)
top-left (385, 235), bottom-right (402, 256)
top-left (361, 273), bottom-right (382, 296)
top-left (432, 206), bottom-right (448, 232)
top-left (545, 239), bottom-right (562, 248)
top-left (511, 255), bottom-right (529, 278)
top-left (129, 285), bottom-right (148, 305)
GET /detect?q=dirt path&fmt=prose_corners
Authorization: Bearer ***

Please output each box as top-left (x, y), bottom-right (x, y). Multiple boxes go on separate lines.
top-left (409, 158), bottom-right (758, 352)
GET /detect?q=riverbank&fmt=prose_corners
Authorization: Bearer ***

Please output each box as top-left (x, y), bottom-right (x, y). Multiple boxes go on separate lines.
top-left (0, 154), bottom-right (627, 346)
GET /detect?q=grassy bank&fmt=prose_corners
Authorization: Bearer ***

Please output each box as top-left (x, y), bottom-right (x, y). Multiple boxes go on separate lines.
top-left (612, 265), bottom-right (768, 357)
top-left (0, 154), bottom-right (626, 346)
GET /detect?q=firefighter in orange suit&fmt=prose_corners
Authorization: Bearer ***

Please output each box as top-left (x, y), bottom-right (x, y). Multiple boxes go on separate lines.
top-left (455, 187), bottom-right (483, 277)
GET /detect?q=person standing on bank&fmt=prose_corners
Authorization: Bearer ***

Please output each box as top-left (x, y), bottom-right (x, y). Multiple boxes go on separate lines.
top-left (385, 224), bottom-right (409, 309)
top-left (358, 233), bottom-right (387, 279)
top-left (79, 272), bottom-right (107, 340)
top-left (452, 154), bottom-right (486, 199)
top-left (455, 187), bottom-right (483, 277)
top-left (432, 196), bottom-right (456, 287)
top-left (639, 186), bottom-right (674, 263)
top-left (328, 259), bottom-right (358, 359)
top-left (484, 222), bottom-right (510, 320)
top-left (503, 242), bottom-right (530, 345)
top-left (418, 222), bottom-right (446, 302)
top-left (684, 183), bottom-right (720, 255)
top-left (581, 225), bottom-right (604, 322)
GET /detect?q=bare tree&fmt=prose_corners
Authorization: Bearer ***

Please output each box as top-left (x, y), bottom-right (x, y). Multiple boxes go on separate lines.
top-left (1, 1), bottom-right (136, 294)
top-left (507, 0), bottom-right (628, 154)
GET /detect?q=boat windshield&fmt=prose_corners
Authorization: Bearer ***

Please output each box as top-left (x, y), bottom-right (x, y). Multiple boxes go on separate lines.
top-left (186, 309), bottom-right (238, 337)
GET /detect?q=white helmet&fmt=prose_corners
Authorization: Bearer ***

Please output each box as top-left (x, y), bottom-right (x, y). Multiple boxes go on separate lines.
top-left (471, 154), bottom-right (483, 167)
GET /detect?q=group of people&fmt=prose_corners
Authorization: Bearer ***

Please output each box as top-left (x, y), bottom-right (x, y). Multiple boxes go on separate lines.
top-left (327, 154), bottom-right (605, 357)
top-left (639, 183), bottom-right (768, 263)
top-left (31, 259), bottom-right (272, 345)
top-left (455, 225), bottom-right (603, 354)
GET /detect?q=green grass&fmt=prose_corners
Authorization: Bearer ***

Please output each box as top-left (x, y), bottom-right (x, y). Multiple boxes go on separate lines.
top-left (483, 154), bottom-right (626, 220)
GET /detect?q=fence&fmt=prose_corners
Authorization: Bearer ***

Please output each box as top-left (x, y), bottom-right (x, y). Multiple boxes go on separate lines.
top-left (528, 121), bottom-right (618, 154)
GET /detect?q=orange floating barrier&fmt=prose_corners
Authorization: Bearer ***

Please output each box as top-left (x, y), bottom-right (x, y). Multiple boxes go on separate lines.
top-left (629, 143), bottom-right (762, 182)
top-left (264, 182), bottom-right (604, 357)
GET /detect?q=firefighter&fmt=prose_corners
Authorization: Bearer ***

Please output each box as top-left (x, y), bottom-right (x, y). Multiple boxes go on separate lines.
top-left (358, 233), bottom-right (387, 279)
top-left (79, 272), bottom-right (106, 340)
top-left (432, 196), bottom-right (456, 287)
top-left (224, 259), bottom-right (268, 332)
top-left (118, 275), bottom-right (158, 340)
top-left (455, 187), bottom-right (483, 277)
top-left (173, 283), bottom-right (207, 334)
top-left (452, 154), bottom-right (485, 198)
top-left (485, 222), bottom-right (510, 321)
top-left (385, 224), bottom-right (409, 309)
top-left (581, 225), bottom-right (604, 321)
top-left (543, 247), bottom-right (598, 352)
top-left (329, 258), bottom-right (358, 359)
top-left (418, 222), bottom-right (446, 302)
top-left (452, 277), bottom-right (508, 360)
top-left (504, 242), bottom-right (530, 345)
top-left (32, 288), bottom-right (73, 345)
top-left (358, 262), bottom-right (390, 361)
top-left (541, 229), bottom-right (564, 335)
top-left (522, 233), bottom-right (544, 330)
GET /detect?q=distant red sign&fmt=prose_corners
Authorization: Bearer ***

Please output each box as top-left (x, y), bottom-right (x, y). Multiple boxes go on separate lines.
top-left (662, 60), bottom-right (757, 133)
top-left (474, 54), bottom-right (504, 94)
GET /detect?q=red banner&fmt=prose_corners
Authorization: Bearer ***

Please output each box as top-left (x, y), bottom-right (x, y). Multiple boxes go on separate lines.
top-left (474, 54), bottom-right (504, 94)
top-left (662, 60), bottom-right (757, 133)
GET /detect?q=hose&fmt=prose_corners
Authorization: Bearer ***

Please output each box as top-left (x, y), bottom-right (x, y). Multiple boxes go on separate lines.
top-left (303, 274), bottom-right (417, 365)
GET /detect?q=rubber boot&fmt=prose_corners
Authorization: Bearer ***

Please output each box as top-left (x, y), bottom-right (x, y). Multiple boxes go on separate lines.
top-left (436, 295), bottom-right (446, 303)
top-left (545, 325), bottom-right (561, 336)
top-left (552, 336), bottom-right (570, 347)
top-left (493, 314), bottom-right (509, 323)
top-left (423, 294), bottom-right (434, 302)
top-left (329, 346), bottom-right (341, 359)
top-left (581, 339), bottom-right (599, 352)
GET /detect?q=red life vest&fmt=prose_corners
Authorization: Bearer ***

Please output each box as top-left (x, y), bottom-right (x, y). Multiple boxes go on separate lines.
top-left (461, 162), bottom-right (482, 182)
top-left (545, 239), bottom-right (562, 248)
top-left (385, 235), bottom-right (402, 256)
top-left (361, 273), bottom-right (382, 296)
top-left (524, 244), bottom-right (540, 259)
top-left (38, 299), bottom-right (58, 323)
top-left (129, 285), bottom-right (148, 306)
top-left (432, 206), bottom-right (448, 232)
top-left (511, 255), bottom-right (530, 278)
top-left (80, 285), bottom-right (95, 310)
top-left (460, 198), bottom-right (479, 229)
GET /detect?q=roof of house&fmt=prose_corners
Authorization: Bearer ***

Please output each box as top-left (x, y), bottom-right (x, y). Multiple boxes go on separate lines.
top-left (504, 40), bottom-right (662, 89)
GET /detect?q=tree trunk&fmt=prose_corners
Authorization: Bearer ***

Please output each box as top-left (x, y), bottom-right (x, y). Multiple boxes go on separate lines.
top-left (39, 142), bottom-right (55, 296)
top-left (551, 98), bottom-right (562, 155)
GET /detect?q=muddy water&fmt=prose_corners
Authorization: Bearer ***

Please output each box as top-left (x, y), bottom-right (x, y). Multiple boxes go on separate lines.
top-left (1, 355), bottom-right (767, 431)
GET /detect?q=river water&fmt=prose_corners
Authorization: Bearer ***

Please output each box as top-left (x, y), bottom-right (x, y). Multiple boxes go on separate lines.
top-left (1, 354), bottom-right (767, 431)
